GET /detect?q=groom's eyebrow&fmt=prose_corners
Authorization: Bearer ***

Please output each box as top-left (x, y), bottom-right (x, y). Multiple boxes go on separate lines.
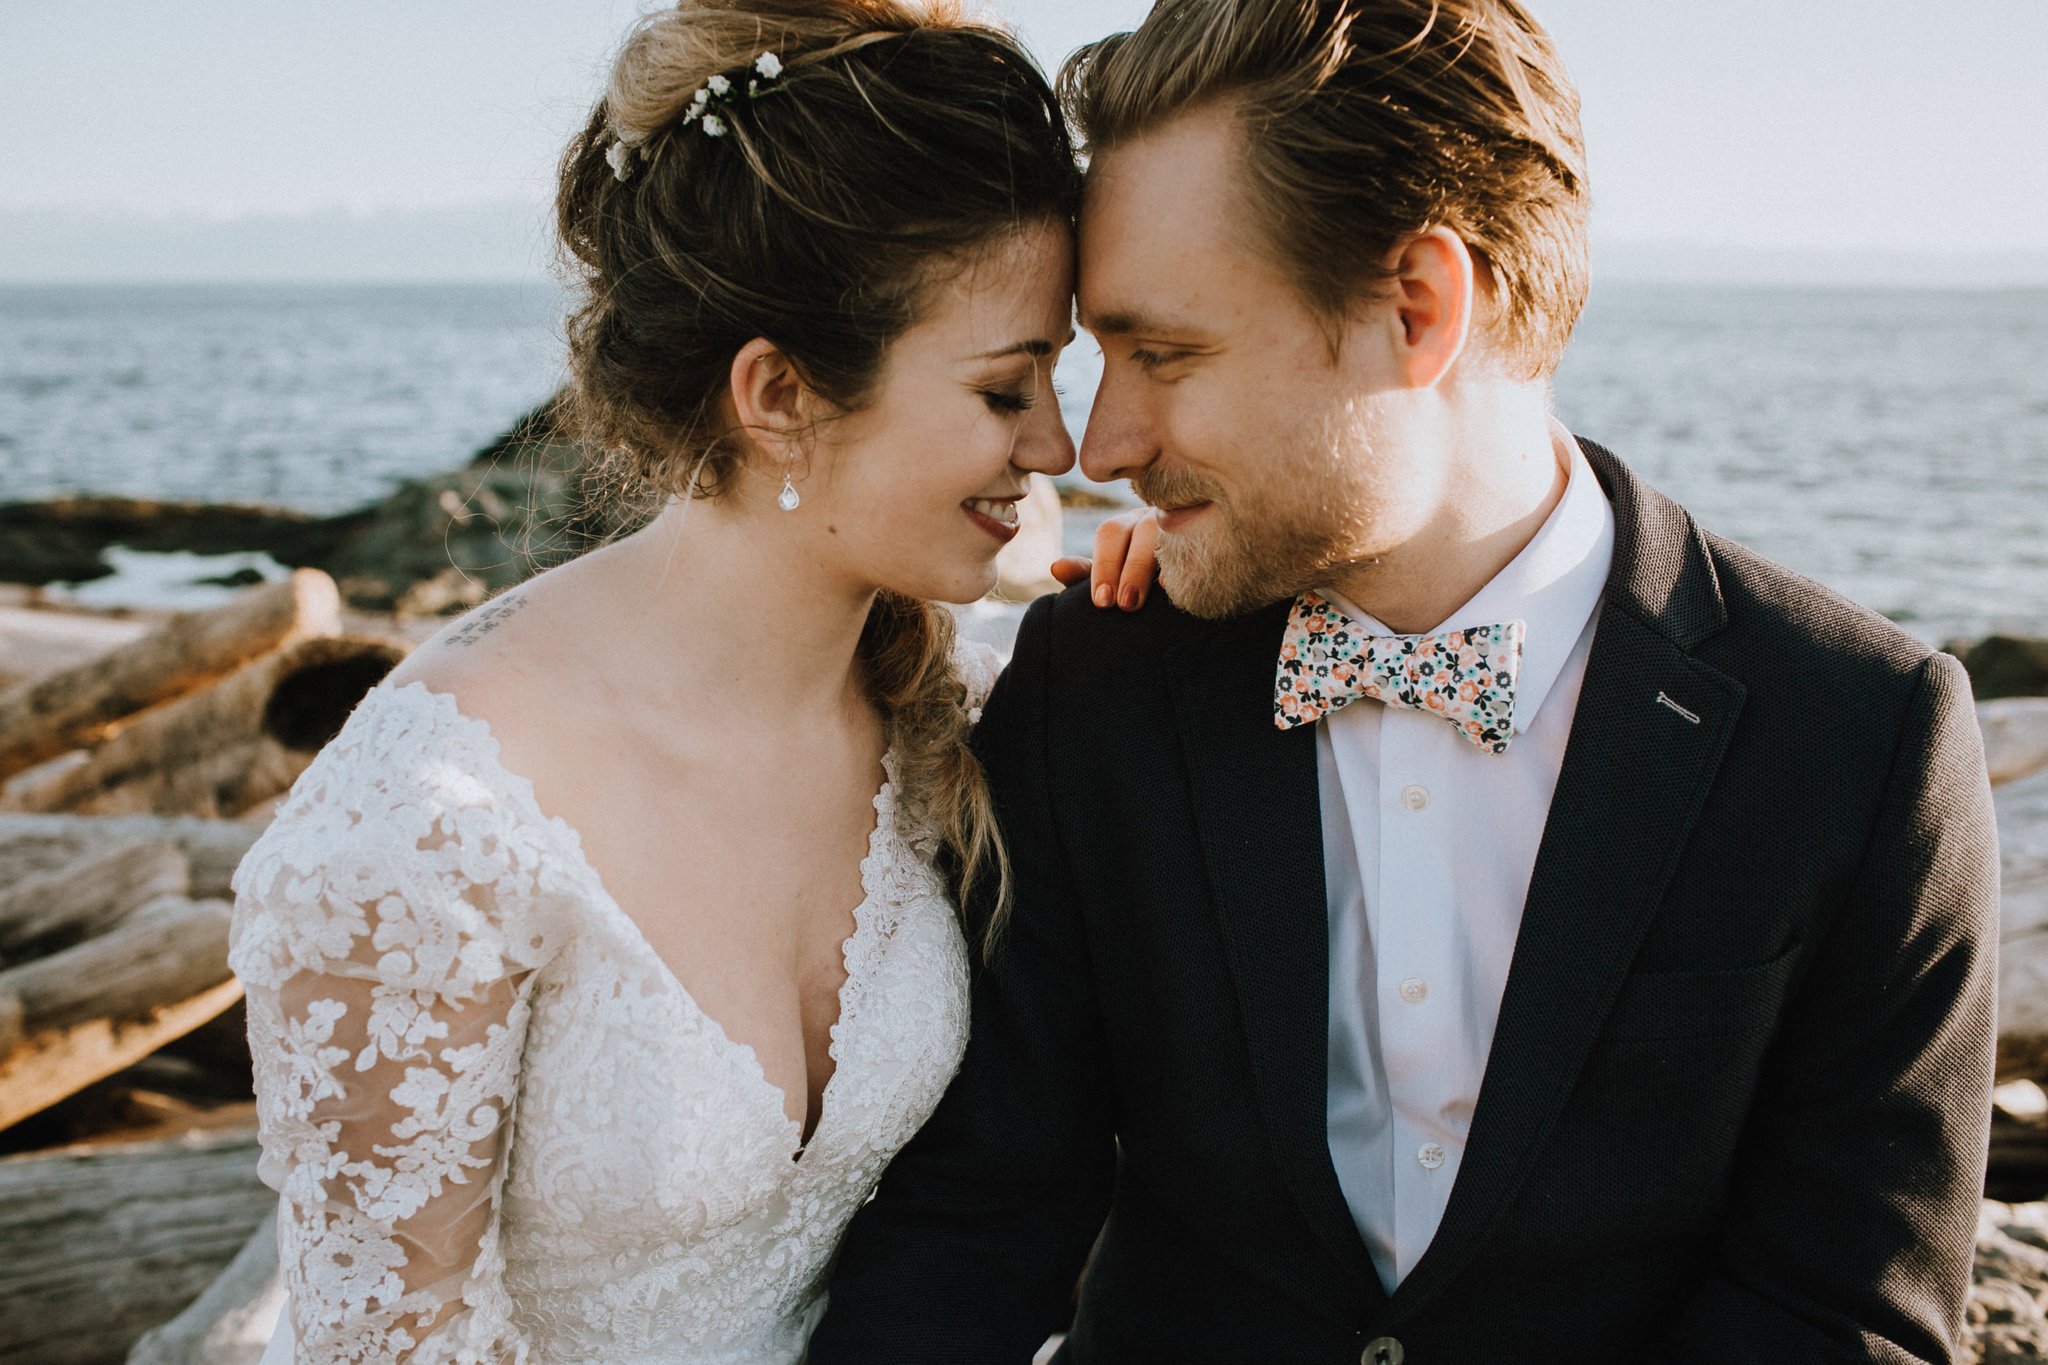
top-left (1083, 308), bottom-right (1175, 338)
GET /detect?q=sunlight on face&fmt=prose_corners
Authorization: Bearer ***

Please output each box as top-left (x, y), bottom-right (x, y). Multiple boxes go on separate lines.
top-left (1076, 105), bottom-right (1438, 618)
top-left (807, 222), bottom-right (1077, 604)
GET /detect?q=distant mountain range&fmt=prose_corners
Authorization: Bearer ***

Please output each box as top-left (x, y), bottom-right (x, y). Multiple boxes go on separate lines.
top-left (0, 203), bottom-right (553, 284)
top-left (1, 203), bottom-right (2044, 289)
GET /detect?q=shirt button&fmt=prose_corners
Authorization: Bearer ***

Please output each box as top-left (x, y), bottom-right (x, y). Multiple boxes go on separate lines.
top-left (1417, 1142), bottom-right (1446, 1170)
top-left (1363, 1337), bottom-right (1406, 1364)
top-left (1398, 977), bottom-right (1428, 1004)
top-left (1401, 784), bottom-right (1430, 811)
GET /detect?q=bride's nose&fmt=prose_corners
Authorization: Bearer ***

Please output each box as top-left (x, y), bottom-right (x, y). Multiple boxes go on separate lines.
top-left (1010, 385), bottom-right (1077, 477)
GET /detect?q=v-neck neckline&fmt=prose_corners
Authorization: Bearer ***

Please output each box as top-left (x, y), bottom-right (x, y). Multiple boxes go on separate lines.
top-left (379, 679), bottom-right (896, 1166)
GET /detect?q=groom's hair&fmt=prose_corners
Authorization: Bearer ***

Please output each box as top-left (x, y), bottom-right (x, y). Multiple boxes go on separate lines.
top-left (1062, 0), bottom-right (1589, 379)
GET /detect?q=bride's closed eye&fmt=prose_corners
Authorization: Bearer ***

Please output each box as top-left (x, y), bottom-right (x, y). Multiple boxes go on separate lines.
top-left (978, 386), bottom-right (1036, 415)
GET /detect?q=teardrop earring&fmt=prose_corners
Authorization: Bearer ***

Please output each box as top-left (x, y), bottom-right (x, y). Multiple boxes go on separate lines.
top-left (777, 463), bottom-right (800, 512)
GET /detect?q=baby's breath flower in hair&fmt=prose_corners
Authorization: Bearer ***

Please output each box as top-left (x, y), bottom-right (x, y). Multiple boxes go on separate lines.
top-left (680, 51), bottom-right (785, 137)
top-left (605, 138), bottom-right (637, 181)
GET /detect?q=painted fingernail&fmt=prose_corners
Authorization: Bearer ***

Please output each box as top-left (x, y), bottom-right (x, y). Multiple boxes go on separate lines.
top-left (1094, 585), bottom-right (1112, 607)
top-left (1120, 586), bottom-right (1139, 610)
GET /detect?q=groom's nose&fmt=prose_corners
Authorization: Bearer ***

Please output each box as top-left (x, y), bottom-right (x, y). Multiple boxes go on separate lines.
top-left (1078, 367), bottom-right (1159, 484)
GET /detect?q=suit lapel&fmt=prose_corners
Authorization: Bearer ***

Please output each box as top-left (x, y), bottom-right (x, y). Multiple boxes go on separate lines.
top-left (1167, 602), bottom-right (1388, 1303)
top-left (1386, 441), bottom-right (1749, 1316)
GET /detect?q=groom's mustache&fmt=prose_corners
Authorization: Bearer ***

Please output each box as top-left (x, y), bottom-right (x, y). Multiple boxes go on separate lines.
top-left (1132, 467), bottom-right (1225, 515)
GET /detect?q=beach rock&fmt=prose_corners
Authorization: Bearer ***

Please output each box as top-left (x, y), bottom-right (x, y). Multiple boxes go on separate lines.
top-left (321, 462), bottom-right (584, 616)
top-left (1960, 637), bottom-right (2048, 702)
top-left (1972, 1202), bottom-right (2048, 1361)
top-left (1985, 747), bottom-right (2048, 1097)
top-left (270, 397), bottom-right (615, 616)
top-left (1988, 700), bottom-right (2048, 788)
top-left (1997, 763), bottom-right (2048, 1081)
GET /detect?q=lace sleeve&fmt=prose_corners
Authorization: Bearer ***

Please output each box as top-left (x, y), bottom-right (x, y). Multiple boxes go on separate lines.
top-left (953, 638), bottom-right (1002, 726)
top-left (230, 710), bottom-right (566, 1365)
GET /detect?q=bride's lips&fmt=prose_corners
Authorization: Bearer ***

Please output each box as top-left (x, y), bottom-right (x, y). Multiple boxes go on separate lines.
top-left (1156, 501), bottom-right (1212, 532)
top-left (963, 496), bottom-right (1022, 544)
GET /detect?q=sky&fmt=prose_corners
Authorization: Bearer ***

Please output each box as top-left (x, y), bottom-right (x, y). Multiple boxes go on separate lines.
top-left (3, 0), bottom-right (2045, 282)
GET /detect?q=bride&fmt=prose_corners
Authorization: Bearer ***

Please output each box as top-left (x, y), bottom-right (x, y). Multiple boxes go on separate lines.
top-left (227, 2), bottom-right (1127, 1360)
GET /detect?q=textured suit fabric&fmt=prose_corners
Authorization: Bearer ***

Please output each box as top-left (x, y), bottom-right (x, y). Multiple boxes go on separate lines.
top-left (808, 444), bottom-right (1999, 1364)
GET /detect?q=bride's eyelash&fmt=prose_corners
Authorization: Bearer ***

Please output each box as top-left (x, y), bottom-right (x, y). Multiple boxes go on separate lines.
top-left (980, 388), bottom-right (1035, 415)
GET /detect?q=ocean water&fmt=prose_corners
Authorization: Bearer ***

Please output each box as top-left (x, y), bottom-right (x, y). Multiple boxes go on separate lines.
top-left (1552, 285), bottom-right (2048, 649)
top-left (0, 283), bottom-right (565, 515)
top-left (2, 282), bottom-right (2044, 645)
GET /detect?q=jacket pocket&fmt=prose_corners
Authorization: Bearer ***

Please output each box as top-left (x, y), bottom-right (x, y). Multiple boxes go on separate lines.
top-left (1599, 940), bottom-right (1803, 1043)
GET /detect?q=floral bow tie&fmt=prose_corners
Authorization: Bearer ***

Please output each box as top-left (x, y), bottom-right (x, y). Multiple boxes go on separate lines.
top-left (1274, 591), bottom-right (1525, 754)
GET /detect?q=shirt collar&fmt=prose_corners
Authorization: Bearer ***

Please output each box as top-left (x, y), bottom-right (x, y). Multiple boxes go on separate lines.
top-left (1322, 420), bottom-right (1616, 734)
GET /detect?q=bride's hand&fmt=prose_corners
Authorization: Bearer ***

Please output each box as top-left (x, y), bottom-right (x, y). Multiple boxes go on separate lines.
top-left (1049, 506), bottom-right (1163, 611)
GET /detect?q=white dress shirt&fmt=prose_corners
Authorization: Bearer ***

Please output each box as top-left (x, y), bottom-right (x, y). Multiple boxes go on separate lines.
top-left (1319, 423), bottom-right (1616, 1290)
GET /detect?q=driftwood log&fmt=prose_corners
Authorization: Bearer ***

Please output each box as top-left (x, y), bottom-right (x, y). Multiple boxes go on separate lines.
top-left (0, 1126), bottom-right (272, 1365)
top-left (0, 898), bottom-right (239, 1132)
top-left (0, 608), bottom-right (151, 690)
top-left (126, 1211), bottom-right (281, 1365)
top-left (0, 840), bottom-right (190, 963)
top-left (0, 815), bottom-right (262, 901)
top-left (4, 635), bottom-right (405, 818)
top-left (0, 571), bottom-right (342, 783)
top-left (0, 896), bottom-right (233, 1037)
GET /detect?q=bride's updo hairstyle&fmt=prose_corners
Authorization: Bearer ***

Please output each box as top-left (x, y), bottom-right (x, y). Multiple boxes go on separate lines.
top-left (557, 0), bottom-right (1080, 937)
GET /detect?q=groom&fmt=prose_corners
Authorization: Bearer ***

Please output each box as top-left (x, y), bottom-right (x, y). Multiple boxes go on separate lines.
top-left (812, 1), bottom-right (1998, 1360)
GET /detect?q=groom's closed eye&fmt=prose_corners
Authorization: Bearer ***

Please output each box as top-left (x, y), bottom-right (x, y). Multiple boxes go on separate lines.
top-left (1131, 348), bottom-right (1186, 370)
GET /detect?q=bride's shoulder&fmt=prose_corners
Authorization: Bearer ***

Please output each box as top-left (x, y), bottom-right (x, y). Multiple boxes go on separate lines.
top-left (374, 579), bottom-right (588, 782)
top-left (229, 585), bottom-right (597, 981)
top-left (229, 667), bottom-right (577, 995)
top-left (384, 582), bottom-right (549, 704)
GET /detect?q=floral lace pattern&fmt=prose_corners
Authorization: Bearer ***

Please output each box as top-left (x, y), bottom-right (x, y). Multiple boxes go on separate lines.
top-left (1275, 590), bottom-right (1525, 753)
top-left (230, 645), bottom-right (991, 1365)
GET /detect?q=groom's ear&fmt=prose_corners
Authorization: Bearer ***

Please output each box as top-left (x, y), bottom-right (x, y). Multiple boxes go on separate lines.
top-left (1384, 226), bottom-right (1478, 390)
top-left (728, 337), bottom-right (814, 454)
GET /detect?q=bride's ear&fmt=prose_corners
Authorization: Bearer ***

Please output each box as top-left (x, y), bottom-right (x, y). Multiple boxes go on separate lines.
top-left (728, 337), bottom-right (811, 459)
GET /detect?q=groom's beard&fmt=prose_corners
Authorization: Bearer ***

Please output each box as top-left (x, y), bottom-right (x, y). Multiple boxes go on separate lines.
top-left (1134, 462), bottom-right (1358, 620)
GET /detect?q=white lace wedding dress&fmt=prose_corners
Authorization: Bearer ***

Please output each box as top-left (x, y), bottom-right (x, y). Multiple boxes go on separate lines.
top-left (228, 648), bottom-right (994, 1365)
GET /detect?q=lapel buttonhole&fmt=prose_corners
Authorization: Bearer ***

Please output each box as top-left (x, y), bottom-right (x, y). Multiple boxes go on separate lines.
top-left (1655, 691), bottom-right (1703, 725)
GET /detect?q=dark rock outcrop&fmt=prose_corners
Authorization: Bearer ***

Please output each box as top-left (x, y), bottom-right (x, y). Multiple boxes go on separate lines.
top-left (1959, 637), bottom-right (2048, 702)
top-left (0, 397), bottom-right (643, 616)
top-left (0, 499), bottom-right (370, 588)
